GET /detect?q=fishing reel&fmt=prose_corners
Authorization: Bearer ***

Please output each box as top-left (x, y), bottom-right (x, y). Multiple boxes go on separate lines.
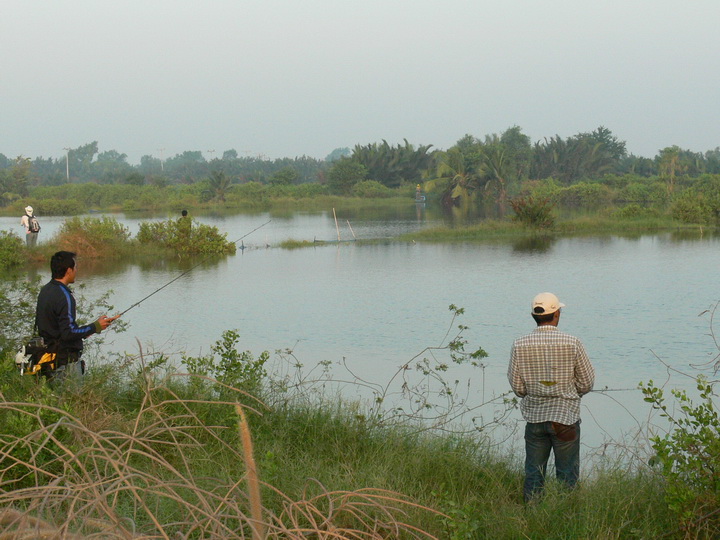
top-left (15, 337), bottom-right (46, 376)
top-left (15, 345), bottom-right (31, 375)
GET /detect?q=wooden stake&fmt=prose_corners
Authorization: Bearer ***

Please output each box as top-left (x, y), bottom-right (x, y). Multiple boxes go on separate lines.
top-left (333, 208), bottom-right (341, 241)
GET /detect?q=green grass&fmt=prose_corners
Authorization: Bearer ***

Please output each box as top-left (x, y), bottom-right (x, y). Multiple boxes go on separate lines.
top-left (402, 214), bottom-right (709, 244)
top-left (0, 350), bottom-right (682, 539)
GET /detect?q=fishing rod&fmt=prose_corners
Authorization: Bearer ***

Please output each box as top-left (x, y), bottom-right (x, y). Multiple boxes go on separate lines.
top-left (116, 219), bottom-right (272, 318)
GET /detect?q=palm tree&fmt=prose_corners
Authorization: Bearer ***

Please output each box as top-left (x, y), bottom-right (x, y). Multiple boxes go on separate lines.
top-left (425, 148), bottom-right (483, 209)
top-left (206, 170), bottom-right (232, 202)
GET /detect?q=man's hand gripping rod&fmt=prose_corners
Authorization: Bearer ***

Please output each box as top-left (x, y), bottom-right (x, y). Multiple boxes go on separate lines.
top-left (117, 219), bottom-right (272, 318)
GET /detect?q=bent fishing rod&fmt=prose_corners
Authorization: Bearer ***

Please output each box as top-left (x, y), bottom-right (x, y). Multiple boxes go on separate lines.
top-left (116, 219), bottom-right (272, 318)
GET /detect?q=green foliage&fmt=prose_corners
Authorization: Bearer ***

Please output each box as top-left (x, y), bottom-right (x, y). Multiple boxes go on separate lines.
top-left (182, 329), bottom-right (268, 394)
top-left (137, 217), bottom-right (236, 255)
top-left (57, 216), bottom-right (131, 258)
top-left (25, 198), bottom-right (84, 215)
top-left (671, 190), bottom-right (716, 225)
top-left (0, 231), bottom-right (25, 270)
top-left (509, 196), bottom-right (556, 229)
top-left (352, 139), bottom-right (434, 188)
top-left (640, 376), bottom-right (720, 536)
top-left (269, 166), bottom-right (299, 186)
top-left (557, 181), bottom-right (614, 209)
top-left (0, 278), bottom-right (38, 357)
top-left (350, 179), bottom-right (393, 198)
top-left (611, 203), bottom-right (661, 220)
top-left (327, 158), bottom-right (367, 195)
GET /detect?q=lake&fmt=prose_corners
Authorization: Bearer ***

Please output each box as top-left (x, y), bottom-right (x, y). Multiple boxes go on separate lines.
top-left (3, 209), bottom-right (720, 463)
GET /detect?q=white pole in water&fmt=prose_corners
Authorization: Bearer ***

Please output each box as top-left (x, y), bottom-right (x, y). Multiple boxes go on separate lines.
top-left (333, 208), bottom-right (341, 242)
top-left (346, 220), bottom-right (356, 240)
top-left (63, 147), bottom-right (70, 180)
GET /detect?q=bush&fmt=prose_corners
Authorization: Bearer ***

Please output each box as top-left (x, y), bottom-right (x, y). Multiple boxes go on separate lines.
top-left (351, 180), bottom-right (393, 198)
top-left (557, 182), bottom-right (613, 209)
top-left (641, 376), bottom-right (720, 537)
top-left (56, 216), bottom-right (131, 258)
top-left (611, 203), bottom-right (662, 220)
top-left (509, 196), bottom-right (556, 229)
top-left (670, 191), bottom-right (715, 225)
top-left (10, 198), bottom-right (84, 216)
top-left (0, 231), bottom-right (25, 270)
top-left (137, 217), bottom-right (236, 255)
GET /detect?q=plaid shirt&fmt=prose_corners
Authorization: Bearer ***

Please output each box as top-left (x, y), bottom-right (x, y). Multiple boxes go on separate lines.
top-left (508, 325), bottom-right (595, 425)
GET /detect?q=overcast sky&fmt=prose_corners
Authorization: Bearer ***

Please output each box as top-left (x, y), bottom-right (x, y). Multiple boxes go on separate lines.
top-left (2, 1), bottom-right (719, 165)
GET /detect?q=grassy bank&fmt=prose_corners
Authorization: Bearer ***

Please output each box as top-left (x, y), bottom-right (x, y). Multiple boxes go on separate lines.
top-left (0, 334), bottom-right (683, 539)
top-left (401, 214), bottom-right (710, 244)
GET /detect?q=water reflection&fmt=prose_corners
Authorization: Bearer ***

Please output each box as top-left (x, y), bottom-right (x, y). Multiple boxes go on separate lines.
top-left (511, 235), bottom-right (556, 253)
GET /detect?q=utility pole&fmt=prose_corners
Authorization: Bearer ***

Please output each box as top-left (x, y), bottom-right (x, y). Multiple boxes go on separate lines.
top-left (63, 148), bottom-right (71, 180)
top-left (156, 148), bottom-right (165, 172)
top-left (206, 149), bottom-right (215, 160)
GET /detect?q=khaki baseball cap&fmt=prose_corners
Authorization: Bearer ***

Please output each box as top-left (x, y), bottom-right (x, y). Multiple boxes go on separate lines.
top-left (531, 292), bottom-right (565, 315)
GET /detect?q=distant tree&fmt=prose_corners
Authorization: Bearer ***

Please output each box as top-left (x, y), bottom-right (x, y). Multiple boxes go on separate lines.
top-left (205, 170), bottom-right (232, 202)
top-left (531, 129), bottom-right (621, 184)
top-left (0, 157), bottom-right (34, 205)
top-left (165, 151), bottom-right (208, 181)
top-left (139, 154), bottom-right (163, 176)
top-left (68, 141), bottom-right (99, 182)
top-left (269, 166), bottom-right (299, 186)
top-left (352, 139), bottom-right (433, 188)
top-left (706, 148), bottom-right (720, 174)
top-left (124, 172), bottom-right (145, 186)
top-left (425, 148), bottom-right (483, 209)
top-left (327, 158), bottom-right (367, 195)
top-left (94, 149), bottom-right (132, 183)
top-left (657, 146), bottom-right (686, 195)
top-left (222, 149), bottom-right (238, 160)
top-left (325, 147), bottom-right (351, 162)
top-left (619, 154), bottom-right (656, 176)
top-left (479, 126), bottom-right (532, 215)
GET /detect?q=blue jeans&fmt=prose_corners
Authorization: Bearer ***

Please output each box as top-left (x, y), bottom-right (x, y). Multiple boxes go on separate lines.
top-left (524, 420), bottom-right (580, 502)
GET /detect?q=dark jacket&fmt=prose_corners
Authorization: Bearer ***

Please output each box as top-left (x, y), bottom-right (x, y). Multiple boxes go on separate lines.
top-left (35, 280), bottom-right (100, 356)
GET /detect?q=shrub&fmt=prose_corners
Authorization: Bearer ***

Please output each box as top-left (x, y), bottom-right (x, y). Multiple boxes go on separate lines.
top-left (12, 198), bottom-right (84, 216)
top-left (611, 203), bottom-right (662, 220)
top-left (137, 217), bottom-right (236, 255)
top-left (0, 231), bottom-right (25, 270)
top-left (351, 180), bottom-right (393, 198)
top-left (182, 329), bottom-right (269, 396)
top-left (509, 196), bottom-right (556, 229)
top-left (670, 191), bottom-right (715, 225)
top-left (56, 216), bottom-right (131, 258)
top-left (557, 182), bottom-right (613, 209)
top-left (641, 376), bottom-right (720, 537)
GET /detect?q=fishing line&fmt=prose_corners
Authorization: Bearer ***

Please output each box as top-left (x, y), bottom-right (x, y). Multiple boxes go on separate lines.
top-left (117, 219), bottom-right (272, 317)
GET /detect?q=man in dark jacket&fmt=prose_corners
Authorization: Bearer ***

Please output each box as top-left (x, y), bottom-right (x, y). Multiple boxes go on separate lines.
top-left (35, 251), bottom-right (118, 382)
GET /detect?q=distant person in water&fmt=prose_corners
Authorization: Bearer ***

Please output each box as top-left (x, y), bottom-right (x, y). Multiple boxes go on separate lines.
top-left (179, 209), bottom-right (191, 243)
top-left (21, 206), bottom-right (40, 247)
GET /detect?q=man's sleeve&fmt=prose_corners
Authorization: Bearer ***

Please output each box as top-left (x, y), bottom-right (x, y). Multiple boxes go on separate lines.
top-left (508, 343), bottom-right (527, 397)
top-left (56, 289), bottom-right (97, 342)
top-left (574, 341), bottom-right (595, 396)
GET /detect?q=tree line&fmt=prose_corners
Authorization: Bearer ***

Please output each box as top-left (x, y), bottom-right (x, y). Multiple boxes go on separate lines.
top-left (2, 126), bottom-right (720, 211)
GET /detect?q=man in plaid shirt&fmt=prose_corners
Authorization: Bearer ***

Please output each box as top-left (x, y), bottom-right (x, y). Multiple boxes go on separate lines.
top-left (508, 292), bottom-right (595, 502)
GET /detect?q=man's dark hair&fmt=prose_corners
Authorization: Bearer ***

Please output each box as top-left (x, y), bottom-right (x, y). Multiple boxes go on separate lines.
top-left (532, 309), bottom-right (556, 325)
top-left (50, 251), bottom-right (77, 279)
top-left (181, 209), bottom-right (188, 217)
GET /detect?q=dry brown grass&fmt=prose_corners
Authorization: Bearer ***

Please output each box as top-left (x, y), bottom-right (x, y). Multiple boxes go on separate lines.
top-left (0, 375), bottom-right (443, 539)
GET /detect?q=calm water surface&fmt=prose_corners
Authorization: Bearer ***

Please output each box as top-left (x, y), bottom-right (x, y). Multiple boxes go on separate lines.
top-left (3, 210), bottom-right (719, 459)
